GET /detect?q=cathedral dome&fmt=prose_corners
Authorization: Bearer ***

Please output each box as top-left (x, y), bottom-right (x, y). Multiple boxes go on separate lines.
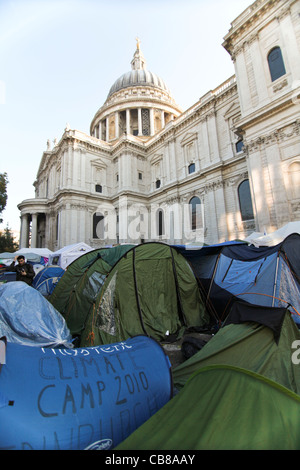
top-left (90, 39), bottom-right (182, 141)
top-left (107, 39), bottom-right (171, 99)
top-left (107, 69), bottom-right (171, 98)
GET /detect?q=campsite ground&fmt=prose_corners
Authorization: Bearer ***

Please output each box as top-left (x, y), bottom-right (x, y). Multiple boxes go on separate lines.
top-left (161, 332), bottom-right (213, 369)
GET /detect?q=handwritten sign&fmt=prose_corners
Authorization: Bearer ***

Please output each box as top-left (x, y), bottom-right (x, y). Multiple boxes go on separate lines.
top-left (0, 335), bottom-right (172, 450)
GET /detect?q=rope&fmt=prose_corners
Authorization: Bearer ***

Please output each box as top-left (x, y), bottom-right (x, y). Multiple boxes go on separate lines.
top-left (86, 331), bottom-right (95, 346)
top-left (86, 303), bottom-right (97, 346)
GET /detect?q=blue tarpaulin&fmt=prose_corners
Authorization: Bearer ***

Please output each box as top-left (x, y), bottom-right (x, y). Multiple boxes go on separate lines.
top-left (0, 282), bottom-right (73, 347)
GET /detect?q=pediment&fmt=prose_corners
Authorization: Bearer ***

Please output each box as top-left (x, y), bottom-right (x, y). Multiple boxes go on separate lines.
top-left (180, 132), bottom-right (198, 146)
top-left (91, 158), bottom-right (107, 169)
top-left (224, 101), bottom-right (241, 120)
top-left (150, 153), bottom-right (163, 165)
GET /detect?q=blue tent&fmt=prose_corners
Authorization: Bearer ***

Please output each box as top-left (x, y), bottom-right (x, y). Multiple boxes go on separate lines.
top-left (181, 234), bottom-right (300, 326)
top-left (32, 265), bottom-right (65, 296)
top-left (174, 241), bottom-right (246, 324)
top-left (0, 335), bottom-right (172, 450)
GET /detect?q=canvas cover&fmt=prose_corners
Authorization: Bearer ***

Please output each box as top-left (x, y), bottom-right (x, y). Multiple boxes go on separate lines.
top-left (79, 243), bottom-right (209, 347)
top-left (0, 282), bottom-right (72, 348)
top-left (116, 365), bottom-right (300, 450)
top-left (0, 335), bottom-right (172, 450)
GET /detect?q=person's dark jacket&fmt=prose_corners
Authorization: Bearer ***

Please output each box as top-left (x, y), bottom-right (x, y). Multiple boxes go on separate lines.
top-left (8, 261), bottom-right (35, 286)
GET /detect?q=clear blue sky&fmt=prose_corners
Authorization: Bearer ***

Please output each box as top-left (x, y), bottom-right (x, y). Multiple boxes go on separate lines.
top-left (0, 0), bottom-right (252, 235)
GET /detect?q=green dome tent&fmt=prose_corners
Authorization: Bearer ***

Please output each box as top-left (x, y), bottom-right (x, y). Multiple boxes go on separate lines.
top-left (78, 243), bottom-right (209, 347)
top-left (173, 302), bottom-right (300, 392)
top-left (50, 245), bottom-right (135, 314)
top-left (116, 364), bottom-right (300, 450)
top-left (49, 245), bottom-right (135, 340)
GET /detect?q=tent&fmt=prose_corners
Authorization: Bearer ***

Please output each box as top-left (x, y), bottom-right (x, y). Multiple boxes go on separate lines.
top-left (245, 221), bottom-right (300, 247)
top-left (0, 272), bottom-right (16, 283)
top-left (0, 282), bottom-right (72, 348)
top-left (173, 301), bottom-right (300, 391)
top-left (32, 265), bottom-right (65, 296)
top-left (174, 240), bottom-right (246, 322)
top-left (116, 303), bottom-right (300, 450)
top-left (178, 233), bottom-right (300, 326)
top-left (0, 248), bottom-right (52, 266)
top-left (48, 242), bottom-right (92, 269)
top-left (49, 245), bottom-right (135, 320)
top-left (78, 242), bottom-right (209, 347)
top-left (116, 365), bottom-right (300, 450)
top-left (13, 247), bottom-right (53, 258)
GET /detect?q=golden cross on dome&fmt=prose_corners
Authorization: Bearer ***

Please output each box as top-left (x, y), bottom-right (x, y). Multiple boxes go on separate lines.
top-left (136, 36), bottom-right (141, 50)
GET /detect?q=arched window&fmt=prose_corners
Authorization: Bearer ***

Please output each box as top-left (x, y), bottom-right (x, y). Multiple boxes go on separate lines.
top-left (189, 196), bottom-right (202, 231)
top-left (156, 179), bottom-right (161, 189)
top-left (95, 184), bottom-right (102, 193)
top-left (268, 47), bottom-right (286, 82)
top-left (93, 212), bottom-right (105, 239)
top-left (157, 209), bottom-right (164, 236)
top-left (238, 180), bottom-right (254, 221)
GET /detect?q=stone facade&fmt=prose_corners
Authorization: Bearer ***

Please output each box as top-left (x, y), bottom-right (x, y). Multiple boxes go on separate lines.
top-left (18, 0), bottom-right (300, 250)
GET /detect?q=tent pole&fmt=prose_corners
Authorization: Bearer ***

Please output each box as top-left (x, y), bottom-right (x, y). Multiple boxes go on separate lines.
top-left (272, 253), bottom-right (280, 307)
top-left (206, 253), bottom-right (221, 307)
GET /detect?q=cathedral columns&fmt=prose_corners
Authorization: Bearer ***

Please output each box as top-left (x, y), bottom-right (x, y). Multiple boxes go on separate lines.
top-left (106, 117), bottom-right (109, 141)
top-left (161, 110), bottom-right (165, 129)
top-left (150, 108), bottom-right (154, 135)
top-left (115, 112), bottom-right (119, 139)
top-left (20, 214), bottom-right (30, 248)
top-left (138, 108), bottom-right (142, 136)
top-left (126, 109), bottom-right (131, 134)
top-left (97, 106), bottom-right (175, 142)
top-left (19, 212), bottom-right (47, 248)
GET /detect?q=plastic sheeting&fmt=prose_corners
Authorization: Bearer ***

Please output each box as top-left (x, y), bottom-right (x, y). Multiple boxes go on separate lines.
top-left (0, 335), bottom-right (172, 450)
top-left (0, 282), bottom-right (73, 348)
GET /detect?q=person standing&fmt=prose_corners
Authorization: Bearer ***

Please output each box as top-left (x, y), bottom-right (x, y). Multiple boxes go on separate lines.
top-left (8, 255), bottom-right (35, 286)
